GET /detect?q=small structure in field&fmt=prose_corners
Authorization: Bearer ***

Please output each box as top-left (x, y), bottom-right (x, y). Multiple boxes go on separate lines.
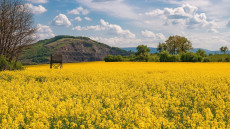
top-left (50, 54), bottom-right (63, 69)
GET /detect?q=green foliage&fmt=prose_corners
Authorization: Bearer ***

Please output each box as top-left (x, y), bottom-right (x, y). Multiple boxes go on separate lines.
top-left (181, 52), bottom-right (202, 62)
top-left (134, 45), bottom-right (151, 62)
top-left (202, 58), bottom-right (210, 62)
top-left (104, 55), bottom-right (123, 62)
top-left (0, 55), bottom-right (9, 70)
top-left (9, 61), bottom-right (23, 70)
top-left (208, 53), bottom-right (213, 56)
top-left (170, 55), bottom-right (181, 62)
top-left (196, 49), bottom-right (207, 57)
top-left (159, 51), bottom-right (181, 62)
top-left (157, 42), bottom-right (167, 53)
top-left (135, 45), bottom-right (150, 56)
top-left (135, 55), bottom-right (149, 62)
top-left (159, 51), bottom-right (171, 62)
top-left (220, 46), bottom-right (229, 54)
top-left (148, 55), bottom-right (160, 62)
top-left (165, 35), bottom-right (192, 55)
top-left (205, 54), bottom-right (230, 62)
top-left (0, 55), bottom-right (23, 71)
top-left (225, 57), bottom-right (230, 62)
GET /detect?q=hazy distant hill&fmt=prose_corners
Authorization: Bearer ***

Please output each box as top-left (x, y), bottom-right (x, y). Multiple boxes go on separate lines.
top-left (122, 47), bottom-right (219, 55)
top-left (20, 35), bottom-right (132, 64)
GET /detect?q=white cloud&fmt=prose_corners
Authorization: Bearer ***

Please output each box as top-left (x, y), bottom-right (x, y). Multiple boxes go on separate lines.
top-left (144, 4), bottom-right (216, 30)
top-left (84, 17), bottom-right (92, 21)
top-left (100, 19), bottom-right (135, 38)
top-left (72, 19), bottom-right (135, 39)
top-left (141, 30), bottom-right (166, 41)
top-left (25, 3), bottom-right (47, 14)
top-left (159, 0), bottom-right (230, 19)
top-left (71, 17), bottom-right (82, 22)
top-left (26, 0), bottom-right (48, 4)
top-left (141, 30), bottom-right (156, 38)
top-left (36, 24), bottom-right (55, 40)
top-left (145, 9), bottom-right (164, 16)
top-left (72, 25), bottom-right (105, 31)
top-left (51, 14), bottom-right (71, 27)
top-left (68, 7), bottom-right (89, 15)
top-left (77, 0), bottom-right (137, 19)
top-left (208, 28), bottom-right (218, 33)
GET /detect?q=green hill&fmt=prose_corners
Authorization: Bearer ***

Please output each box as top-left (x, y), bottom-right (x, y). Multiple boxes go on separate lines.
top-left (19, 35), bottom-right (133, 64)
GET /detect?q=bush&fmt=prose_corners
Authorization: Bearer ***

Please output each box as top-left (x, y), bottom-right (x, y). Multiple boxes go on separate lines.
top-left (0, 55), bottom-right (9, 70)
top-left (225, 57), bottom-right (230, 62)
top-left (135, 55), bottom-right (149, 62)
top-left (159, 51), bottom-right (171, 62)
top-left (208, 53), bottom-right (213, 56)
top-left (169, 55), bottom-right (181, 62)
top-left (104, 55), bottom-right (123, 62)
top-left (9, 61), bottom-right (23, 70)
top-left (203, 58), bottom-right (210, 62)
top-left (181, 52), bottom-right (202, 62)
top-left (218, 59), bottom-right (223, 62)
top-left (159, 51), bottom-right (180, 62)
top-left (0, 55), bottom-right (23, 71)
top-left (147, 55), bottom-right (160, 62)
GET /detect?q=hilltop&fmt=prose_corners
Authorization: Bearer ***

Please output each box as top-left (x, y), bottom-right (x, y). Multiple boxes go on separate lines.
top-left (19, 35), bottom-right (132, 64)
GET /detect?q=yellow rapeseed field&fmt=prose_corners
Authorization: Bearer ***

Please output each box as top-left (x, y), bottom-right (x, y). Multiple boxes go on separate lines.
top-left (1, 62), bottom-right (230, 128)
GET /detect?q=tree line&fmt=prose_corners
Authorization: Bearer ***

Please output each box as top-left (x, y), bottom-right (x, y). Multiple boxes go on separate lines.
top-left (105, 35), bottom-right (230, 62)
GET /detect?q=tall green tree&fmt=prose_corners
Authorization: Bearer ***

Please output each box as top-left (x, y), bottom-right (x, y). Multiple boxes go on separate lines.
top-left (220, 46), bottom-right (229, 54)
top-left (165, 35), bottom-right (192, 55)
top-left (157, 42), bottom-right (167, 53)
top-left (135, 45), bottom-right (150, 61)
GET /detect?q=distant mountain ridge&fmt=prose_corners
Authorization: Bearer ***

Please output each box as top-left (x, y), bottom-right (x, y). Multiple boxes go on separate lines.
top-left (121, 47), bottom-right (220, 55)
top-left (19, 35), bottom-right (132, 64)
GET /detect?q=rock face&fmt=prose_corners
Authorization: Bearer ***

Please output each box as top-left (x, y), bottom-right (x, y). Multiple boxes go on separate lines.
top-left (20, 36), bottom-right (132, 64)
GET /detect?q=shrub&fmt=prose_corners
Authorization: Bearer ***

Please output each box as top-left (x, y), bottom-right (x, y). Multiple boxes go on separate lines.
top-left (135, 55), bottom-right (149, 62)
top-left (169, 55), bottom-right (181, 62)
top-left (9, 61), bottom-right (23, 70)
top-left (147, 55), bottom-right (160, 62)
top-left (203, 58), bottom-right (211, 62)
top-left (218, 59), bottom-right (223, 62)
top-left (104, 55), bottom-right (123, 62)
top-left (181, 52), bottom-right (202, 62)
top-left (0, 55), bottom-right (9, 71)
top-left (0, 55), bottom-right (23, 71)
top-left (225, 57), bottom-right (230, 62)
top-left (208, 53), bottom-right (213, 56)
top-left (159, 51), bottom-right (171, 62)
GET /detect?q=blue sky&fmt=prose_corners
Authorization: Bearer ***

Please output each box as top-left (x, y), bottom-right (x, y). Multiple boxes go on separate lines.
top-left (26, 0), bottom-right (230, 50)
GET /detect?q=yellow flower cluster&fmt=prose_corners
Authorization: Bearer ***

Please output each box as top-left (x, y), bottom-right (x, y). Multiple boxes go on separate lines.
top-left (1, 62), bottom-right (230, 128)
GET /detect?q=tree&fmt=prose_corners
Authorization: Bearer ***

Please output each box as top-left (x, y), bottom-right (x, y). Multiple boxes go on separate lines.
top-left (196, 49), bottom-right (207, 57)
top-left (159, 51), bottom-right (170, 62)
top-left (135, 45), bottom-right (150, 57)
top-left (0, 0), bottom-right (37, 61)
top-left (157, 42), bottom-right (167, 53)
top-left (135, 45), bottom-right (150, 62)
top-left (165, 35), bottom-right (192, 55)
top-left (220, 46), bottom-right (229, 54)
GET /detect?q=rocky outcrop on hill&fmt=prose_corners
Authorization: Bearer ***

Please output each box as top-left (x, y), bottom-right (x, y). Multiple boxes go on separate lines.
top-left (20, 35), bottom-right (132, 64)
